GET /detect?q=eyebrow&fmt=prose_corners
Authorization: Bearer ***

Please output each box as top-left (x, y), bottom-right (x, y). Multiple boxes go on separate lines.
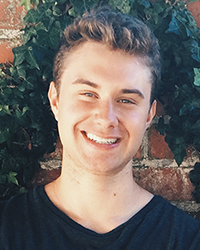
top-left (121, 89), bottom-right (144, 99)
top-left (72, 78), bottom-right (144, 99)
top-left (72, 79), bottom-right (99, 88)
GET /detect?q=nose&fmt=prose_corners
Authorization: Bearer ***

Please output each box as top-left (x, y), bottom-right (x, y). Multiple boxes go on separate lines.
top-left (94, 100), bottom-right (119, 129)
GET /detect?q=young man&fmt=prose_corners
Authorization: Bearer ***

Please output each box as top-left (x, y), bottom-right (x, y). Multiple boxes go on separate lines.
top-left (1, 6), bottom-right (200, 249)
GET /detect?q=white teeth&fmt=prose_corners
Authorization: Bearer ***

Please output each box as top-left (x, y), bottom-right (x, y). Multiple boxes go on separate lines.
top-left (86, 133), bottom-right (118, 144)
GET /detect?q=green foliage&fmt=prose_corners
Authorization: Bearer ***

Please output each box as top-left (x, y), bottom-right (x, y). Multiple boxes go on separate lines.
top-left (20, 0), bottom-right (42, 10)
top-left (190, 162), bottom-right (200, 202)
top-left (1, 0), bottom-right (200, 199)
top-left (154, 2), bottom-right (200, 166)
top-left (194, 68), bottom-right (200, 87)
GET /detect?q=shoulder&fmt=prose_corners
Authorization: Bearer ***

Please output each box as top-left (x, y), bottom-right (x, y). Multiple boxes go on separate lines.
top-left (150, 195), bottom-right (200, 234)
top-left (0, 186), bottom-right (44, 223)
top-left (125, 196), bottom-right (200, 249)
top-left (153, 195), bottom-right (199, 221)
top-left (0, 200), bottom-right (7, 219)
top-left (0, 200), bottom-right (7, 210)
top-left (0, 186), bottom-right (47, 243)
top-left (0, 192), bottom-right (27, 220)
top-left (0, 187), bottom-right (46, 248)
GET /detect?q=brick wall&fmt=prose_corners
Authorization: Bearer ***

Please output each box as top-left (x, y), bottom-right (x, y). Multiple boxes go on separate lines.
top-left (1, 0), bottom-right (200, 216)
top-left (0, 0), bottom-right (25, 63)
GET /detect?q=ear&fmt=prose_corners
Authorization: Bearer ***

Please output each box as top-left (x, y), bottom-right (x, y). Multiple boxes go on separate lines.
top-left (145, 100), bottom-right (157, 129)
top-left (48, 81), bottom-right (59, 121)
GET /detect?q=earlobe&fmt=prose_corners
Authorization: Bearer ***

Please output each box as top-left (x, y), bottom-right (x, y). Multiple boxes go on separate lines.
top-left (146, 100), bottom-right (157, 129)
top-left (48, 81), bottom-right (59, 121)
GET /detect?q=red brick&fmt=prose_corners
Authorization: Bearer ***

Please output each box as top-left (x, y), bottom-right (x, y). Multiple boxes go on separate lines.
top-left (185, 146), bottom-right (195, 159)
top-left (155, 100), bottom-right (165, 116)
top-left (28, 168), bottom-right (61, 188)
top-left (187, 0), bottom-right (200, 28)
top-left (44, 138), bottom-right (62, 160)
top-left (0, 0), bottom-right (26, 29)
top-left (0, 2), bottom-right (6, 21)
top-left (149, 126), bottom-right (174, 159)
top-left (133, 166), bottom-right (194, 201)
top-left (29, 166), bottom-right (194, 201)
top-left (0, 42), bottom-right (13, 63)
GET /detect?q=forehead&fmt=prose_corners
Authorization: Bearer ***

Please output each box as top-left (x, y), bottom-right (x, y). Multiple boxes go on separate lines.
top-left (60, 41), bottom-right (152, 87)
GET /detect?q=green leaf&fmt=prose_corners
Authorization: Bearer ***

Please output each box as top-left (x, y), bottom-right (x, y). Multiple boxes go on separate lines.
top-left (32, 0), bottom-right (39, 6)
top-left (174, 150), bottom-right (186, 166)
top-left (0, 128), bottom-right (10, 144)
top-left (23, 9), bottom-right (38, 23)
top-left (190, 41), bottom-right (200, 62)
top-left (192, 118), bottom-right (200, 132)
top-left (7, 172), bottom-right (19, 185)
top-left (0, 105), bottom-right (11, 115)
top-left (68, 7), bottom-right (76, 17)
top-left (21, 27), bottom-right (37, 44)
top-left (48, 21), bottom-right (62, 49)
top-left (194, 68), bottom-right (200, 87)
top-left (18, 84), bottom-right (26, 92)
top-left (39, 10), bottom-right (54, 31)
top-left (19, 187), bottom-right (28, 194)
top-left (70, 0), bottom-right (99, 15)
top-left (15, 106), bottom-right (29, 119)
top-left (52, 5), bottom-right (63, 16)
top-left (20, 0), bottom-right (31, 10)
top-left (13, 53), bottom-right (25, 66)
top-left (12, 45), bottom-right (28, 56)
top-left (25, 47), bottom-right (40, 70)
top-left (16, 65), bottom-right (26, 78)
top-left (109, 0), bottom-right (131, 14)
top-left (166, 14), bottom-right (179, 35)
top-left (140, 0), bottom-right (150, 8)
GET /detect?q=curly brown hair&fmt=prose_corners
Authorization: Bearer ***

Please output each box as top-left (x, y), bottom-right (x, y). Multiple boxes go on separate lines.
top-left (53, 6), bottom-right (161, 105)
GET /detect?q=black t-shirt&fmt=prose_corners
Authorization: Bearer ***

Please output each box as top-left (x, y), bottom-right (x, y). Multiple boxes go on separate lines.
top-left (0, 186), bottom-right (200, 250)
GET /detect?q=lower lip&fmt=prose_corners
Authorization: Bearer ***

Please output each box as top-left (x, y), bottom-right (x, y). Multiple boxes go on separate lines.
top-left (81, 132), bottom-right (120, 150)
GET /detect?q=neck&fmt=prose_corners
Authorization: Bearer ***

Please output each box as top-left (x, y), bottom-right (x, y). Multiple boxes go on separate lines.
top-left (45, 157), bottom-right (153, 233)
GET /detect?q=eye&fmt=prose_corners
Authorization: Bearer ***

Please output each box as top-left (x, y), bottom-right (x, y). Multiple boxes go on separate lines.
top-left (84, 93), bottom-right (95, 97)
top-left (79, 91), bottom-right (98, 100)
top-left (118, 99), bottom-right (136, 104)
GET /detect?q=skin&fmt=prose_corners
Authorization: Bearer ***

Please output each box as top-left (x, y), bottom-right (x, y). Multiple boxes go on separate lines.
top-left (46, 41), bottom-right (157, 233)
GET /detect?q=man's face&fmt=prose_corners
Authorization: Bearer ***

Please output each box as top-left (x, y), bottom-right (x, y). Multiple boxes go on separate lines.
top-left (49, 41), bottom-right (156, 175)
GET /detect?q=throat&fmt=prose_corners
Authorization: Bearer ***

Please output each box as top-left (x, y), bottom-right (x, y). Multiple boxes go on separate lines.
top-left (45, 173), bottom-right (153, 234)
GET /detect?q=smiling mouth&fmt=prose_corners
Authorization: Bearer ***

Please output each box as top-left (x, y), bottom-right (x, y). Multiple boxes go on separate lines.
top-left (84, 132), bottom-right (119, 145)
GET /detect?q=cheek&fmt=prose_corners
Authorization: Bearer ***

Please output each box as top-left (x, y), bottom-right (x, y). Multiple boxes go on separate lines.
top-left (125, 111), bottom-right (149, 135)
top-left (57, 100), bottom-right (92, 131)
top-left (125, 109), bottom-right (147, 125)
